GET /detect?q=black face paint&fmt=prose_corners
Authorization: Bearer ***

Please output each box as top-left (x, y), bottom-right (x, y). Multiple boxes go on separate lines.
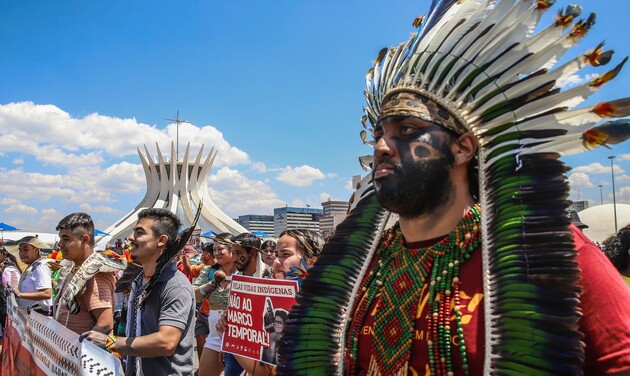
top-left (239, 255), bottom-right (247, 263)
top-left (374, 126), bottom-right (455, 218)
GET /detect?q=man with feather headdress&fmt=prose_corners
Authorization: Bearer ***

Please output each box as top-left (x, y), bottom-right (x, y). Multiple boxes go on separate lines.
top-left (278, 1), bottom-right (630, 375)
top-left (82, 208), bottom-right (195, 376)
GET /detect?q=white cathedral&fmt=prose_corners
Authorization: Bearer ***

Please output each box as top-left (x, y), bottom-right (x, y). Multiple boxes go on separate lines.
top-left (103, 142), bottom-right (246, 241)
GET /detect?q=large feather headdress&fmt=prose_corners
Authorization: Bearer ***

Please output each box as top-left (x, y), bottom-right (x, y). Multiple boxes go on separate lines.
top-left (278, 1), bottom-right (630, 375)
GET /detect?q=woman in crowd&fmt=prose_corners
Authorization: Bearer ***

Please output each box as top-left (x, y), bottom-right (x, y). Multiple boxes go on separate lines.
top-left (0, 247), bottom-right (22, 289)
top-left (0, 246), bottom-right (23, 336)
top-left (228, 229), bottom-right (324, 375)
top-left (195, 233), bottom-right (238, 376)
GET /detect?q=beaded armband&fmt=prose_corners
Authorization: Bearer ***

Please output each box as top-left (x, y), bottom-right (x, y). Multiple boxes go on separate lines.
top-left (105, 335), bottom-right (117, 352)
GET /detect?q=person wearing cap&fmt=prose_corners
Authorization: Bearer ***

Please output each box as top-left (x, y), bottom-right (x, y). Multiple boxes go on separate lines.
top-left (221, 232), bottom-right (265, 376)
top-left (569, 210), bottom-right (589, 231)
top-left (224, 229), bottom-right (325, 376)
top-left (13, 236), bottom-right (53, 313)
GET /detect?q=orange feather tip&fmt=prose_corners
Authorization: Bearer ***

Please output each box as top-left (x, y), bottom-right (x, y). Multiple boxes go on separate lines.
top-left (537, 0), bottom-right (555, 11)
top-left (584, 42), bottom-right (614, 67)
top-left (591, 57), bottom-right (628, 88)
top-left (592, 99), bottom-right (630, 118)
top-left (581, 129), bottom-right (610, 149)
top-left (554, 3), bottom-right (580, 27)
top-left (412, 15), bottom-right (424, 28)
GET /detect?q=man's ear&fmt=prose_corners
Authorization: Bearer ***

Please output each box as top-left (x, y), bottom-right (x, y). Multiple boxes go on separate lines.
top-left (157, 234), bottom-right (169, 248)
top-left (453, 132), bottom-right (477, 166)
top-left (82, 233), bottom-right (91, 244)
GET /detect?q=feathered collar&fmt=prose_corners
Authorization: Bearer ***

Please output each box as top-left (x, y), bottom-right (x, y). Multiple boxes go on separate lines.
top-left (54, 251), bottom-right (125, 317)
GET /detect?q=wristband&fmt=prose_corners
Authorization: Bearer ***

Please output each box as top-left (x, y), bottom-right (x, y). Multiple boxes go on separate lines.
top-left (105, 335), bottom-right (117, 352)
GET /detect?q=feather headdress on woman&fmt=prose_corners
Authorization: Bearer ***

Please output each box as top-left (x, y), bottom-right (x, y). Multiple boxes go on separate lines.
top-left (278, 1), bottom-right (630, 375)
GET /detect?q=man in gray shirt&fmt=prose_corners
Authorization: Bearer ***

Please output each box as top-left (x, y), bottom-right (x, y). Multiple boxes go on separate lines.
top-left (81, 208), bottom-right (195, 375)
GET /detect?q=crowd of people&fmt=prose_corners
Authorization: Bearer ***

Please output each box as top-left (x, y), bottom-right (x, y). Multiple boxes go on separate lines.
top-left (0, 209), bottom-right (324, 376)
top-left (2, 1), bottom-right (630, 375)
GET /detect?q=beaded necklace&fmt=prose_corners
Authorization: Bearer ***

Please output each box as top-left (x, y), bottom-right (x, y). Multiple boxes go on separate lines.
top-left (346, 204), bottom-right (481, 376)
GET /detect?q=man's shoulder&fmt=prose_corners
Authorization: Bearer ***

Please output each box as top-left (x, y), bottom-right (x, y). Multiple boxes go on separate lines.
top-left (87, 272), bottom-right (116, 289)
top-left (167, 269), bottom-right (194, 288)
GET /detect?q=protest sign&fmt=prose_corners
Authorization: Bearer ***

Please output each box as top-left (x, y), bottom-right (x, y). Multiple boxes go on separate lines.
top-left (221, 275), bottom-right (298, 365)
top-left (1, 294), bottom-right (124, 376)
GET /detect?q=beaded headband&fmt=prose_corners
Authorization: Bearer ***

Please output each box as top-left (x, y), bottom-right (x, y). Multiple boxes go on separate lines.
top-left (377, 89), bottom-right (466, 135)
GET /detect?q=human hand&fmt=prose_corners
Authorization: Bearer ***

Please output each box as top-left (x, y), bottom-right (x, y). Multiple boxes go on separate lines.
top-left (79, 330), bottom-right (109, 349)
top-left (216, 311), bottom-right (227, 334)
top-left (11, 287), bottom-right (21, 299)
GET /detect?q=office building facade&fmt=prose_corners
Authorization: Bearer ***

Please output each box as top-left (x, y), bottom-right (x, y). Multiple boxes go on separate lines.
top-left (320, 200), bottom-right (350, 238)
top-left (237, 215), bottom-right (274, 236)
top-left (273, 207), bottom-right (323, 237)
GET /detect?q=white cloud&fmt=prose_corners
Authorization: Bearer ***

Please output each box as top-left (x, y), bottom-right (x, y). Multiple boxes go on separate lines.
top-left (41, 208), bottom-right (61, 217)
top-left (79, 203), bottom-right (121, 215)
top-left (572, 162), bottom-right (625, 175)
top-left (557, 73), bottom-right (598, 90)
top-left (276, 165), bottom-right (327, 187)
top-left (618, 154), bottom-right (630, 162)
top-left (320, 192), bottom-right (332, 202)
top-left (0, 168), bottom-right (75, 201)
top-left (568, 172), bottom-right (593, 188)
top-left (0, 197), bottom-right (20, 205)
top-left (0, 102), bottom-right (250, 168)
top-left (250, 162), bottom-right (267, 173)
top-left (618, 186), bottom-right (630, 204)
top-left (0, 162), bottom-right (144, 205)
top-left (207, 167), bottom-right (284, 216)
top-left (12, 158), bottom-right (24, 165)
top-left (4, 201), bottom-right (38, 215)
top-left (291, 198), bottom-right (305, 207)
top-left (617, 174), bottom-right (630, 183)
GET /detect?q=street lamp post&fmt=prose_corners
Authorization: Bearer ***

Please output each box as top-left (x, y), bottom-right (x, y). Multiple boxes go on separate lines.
top-left (598, 184), bottom-right (603, 205)
top-left (608, 156), bottom-right (618, 233)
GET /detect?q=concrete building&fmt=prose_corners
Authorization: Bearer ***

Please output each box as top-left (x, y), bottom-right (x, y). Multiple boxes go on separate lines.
top-left (570, 200), bottom-right (589, 212)
top-left (273, 207), bottom-right (323, 237)
top-left (320, 200), bottom-right (350, 238)
top-left (580, 203), bottom-right (630, 242)
top-left (238, 215), bottom-right (274, 236)
top-left (104, 143), bottom-right (246, 241)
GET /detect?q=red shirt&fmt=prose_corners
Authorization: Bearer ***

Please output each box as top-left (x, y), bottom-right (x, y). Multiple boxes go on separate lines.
top-left (176, 262), bottom-right (193, 283)
top-left (355, 225), bottom-right (630, 375)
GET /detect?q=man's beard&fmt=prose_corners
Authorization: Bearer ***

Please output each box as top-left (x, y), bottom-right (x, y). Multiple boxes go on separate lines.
top-left (374, 157), bottom-right (453, 218)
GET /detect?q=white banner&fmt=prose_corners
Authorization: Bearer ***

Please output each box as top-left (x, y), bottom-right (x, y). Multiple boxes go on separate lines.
top-left (2, 294), bottom-right (124, 376)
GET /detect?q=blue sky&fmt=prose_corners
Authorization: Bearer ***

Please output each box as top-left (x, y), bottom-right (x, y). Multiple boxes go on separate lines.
top-left (1, 0), bottom-right (628, 233)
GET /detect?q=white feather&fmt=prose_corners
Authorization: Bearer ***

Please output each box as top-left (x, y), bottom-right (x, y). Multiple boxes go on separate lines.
top-left (423, 1), bottom-right (484, 90)
top-left (446, 0), bottom-right (518, 102)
